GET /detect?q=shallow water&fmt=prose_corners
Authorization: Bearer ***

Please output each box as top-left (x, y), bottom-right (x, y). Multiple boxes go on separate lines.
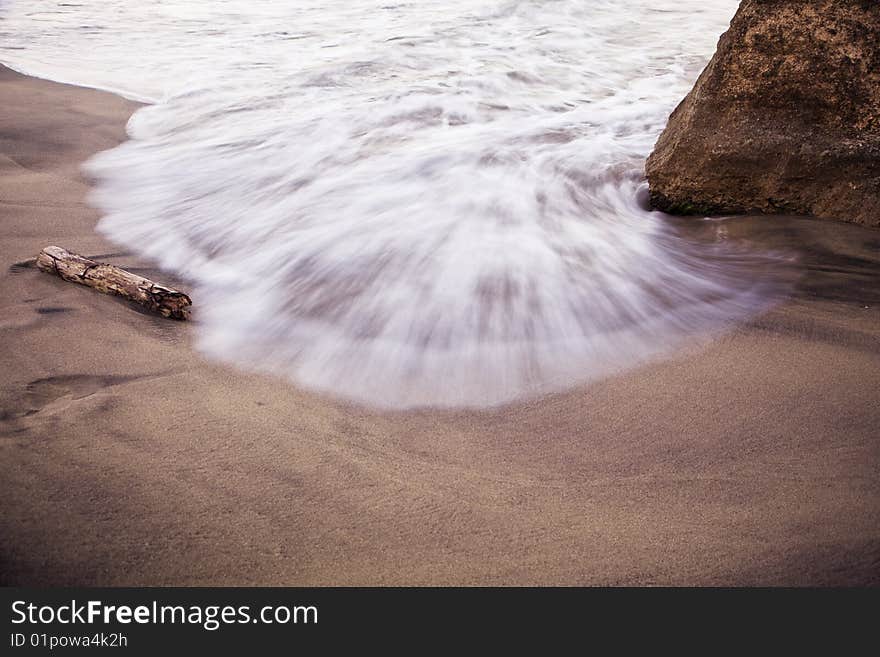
top-left (0, 0), bottom-right (798, 407)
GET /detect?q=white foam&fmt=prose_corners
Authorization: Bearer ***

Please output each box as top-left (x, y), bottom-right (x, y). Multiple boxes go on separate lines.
top-left (3, 0), bottom-right (790, 407)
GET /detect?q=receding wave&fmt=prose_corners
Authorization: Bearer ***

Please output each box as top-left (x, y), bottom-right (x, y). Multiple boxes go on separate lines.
top-left (1, 0), bottom-right (794, 407)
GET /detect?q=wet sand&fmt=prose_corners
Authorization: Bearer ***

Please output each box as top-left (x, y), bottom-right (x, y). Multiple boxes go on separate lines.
top-left (1, 65), bottom-right (878, 586)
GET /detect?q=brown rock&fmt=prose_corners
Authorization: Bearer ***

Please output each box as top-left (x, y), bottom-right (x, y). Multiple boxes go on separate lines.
top-left (645, 0), bottom-right (880, 227)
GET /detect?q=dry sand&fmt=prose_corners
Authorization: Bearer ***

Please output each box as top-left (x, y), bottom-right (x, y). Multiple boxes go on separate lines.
top-left (1, 65), bottom-right (878, 586)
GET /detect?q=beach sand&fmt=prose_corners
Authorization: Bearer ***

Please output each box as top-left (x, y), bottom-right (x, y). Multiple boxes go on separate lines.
top-left (1, 65), bottom-right (878, 585)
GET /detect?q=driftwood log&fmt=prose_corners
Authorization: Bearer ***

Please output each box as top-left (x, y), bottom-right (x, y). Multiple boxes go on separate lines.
top-left (36, 246), bottom-right (192, 320)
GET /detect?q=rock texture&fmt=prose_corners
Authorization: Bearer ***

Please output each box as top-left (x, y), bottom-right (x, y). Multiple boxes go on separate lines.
top-left (646, 0), bottom-right (880, 227)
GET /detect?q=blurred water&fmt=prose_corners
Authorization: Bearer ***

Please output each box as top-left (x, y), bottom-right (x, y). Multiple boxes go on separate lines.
top-left (0, 0), bottom-right (794, 407)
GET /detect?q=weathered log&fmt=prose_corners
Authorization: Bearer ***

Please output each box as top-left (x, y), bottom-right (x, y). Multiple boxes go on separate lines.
top-left (36, 246), bottom-right (191, 320)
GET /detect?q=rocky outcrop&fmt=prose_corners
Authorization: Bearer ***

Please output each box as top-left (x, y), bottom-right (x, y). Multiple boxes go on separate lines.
top-left (646, 0), bottom-right (880, 227)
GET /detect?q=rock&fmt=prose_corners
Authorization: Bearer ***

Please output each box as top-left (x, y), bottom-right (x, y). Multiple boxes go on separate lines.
top-left (645, 0), bottom-right (880, 227)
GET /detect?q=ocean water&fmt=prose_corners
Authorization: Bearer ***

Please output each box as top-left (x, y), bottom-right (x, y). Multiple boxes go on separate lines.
top-left (1, 0), bottom-right (792, 407)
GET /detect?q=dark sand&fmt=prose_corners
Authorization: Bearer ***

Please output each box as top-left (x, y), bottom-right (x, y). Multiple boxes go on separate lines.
top-left (1, 65), bottom-right (878, 585)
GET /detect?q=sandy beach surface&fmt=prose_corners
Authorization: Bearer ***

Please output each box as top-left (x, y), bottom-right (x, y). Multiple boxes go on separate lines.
top-left (1, 65), bottom-right (878, 586)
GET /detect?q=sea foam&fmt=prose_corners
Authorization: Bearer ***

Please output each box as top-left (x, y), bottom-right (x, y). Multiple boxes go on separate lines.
top-left (1, 0), bottom-right (791, 407)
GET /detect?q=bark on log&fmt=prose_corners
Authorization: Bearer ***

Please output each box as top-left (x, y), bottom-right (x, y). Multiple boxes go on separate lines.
top-left (36, 246), bottom-right (192, 320)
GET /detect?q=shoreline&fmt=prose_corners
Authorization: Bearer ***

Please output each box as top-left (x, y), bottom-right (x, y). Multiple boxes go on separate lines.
top-left (1, 65), bottom-right (878, 585)
top-left (0, 59), bottom-right (159, 104)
